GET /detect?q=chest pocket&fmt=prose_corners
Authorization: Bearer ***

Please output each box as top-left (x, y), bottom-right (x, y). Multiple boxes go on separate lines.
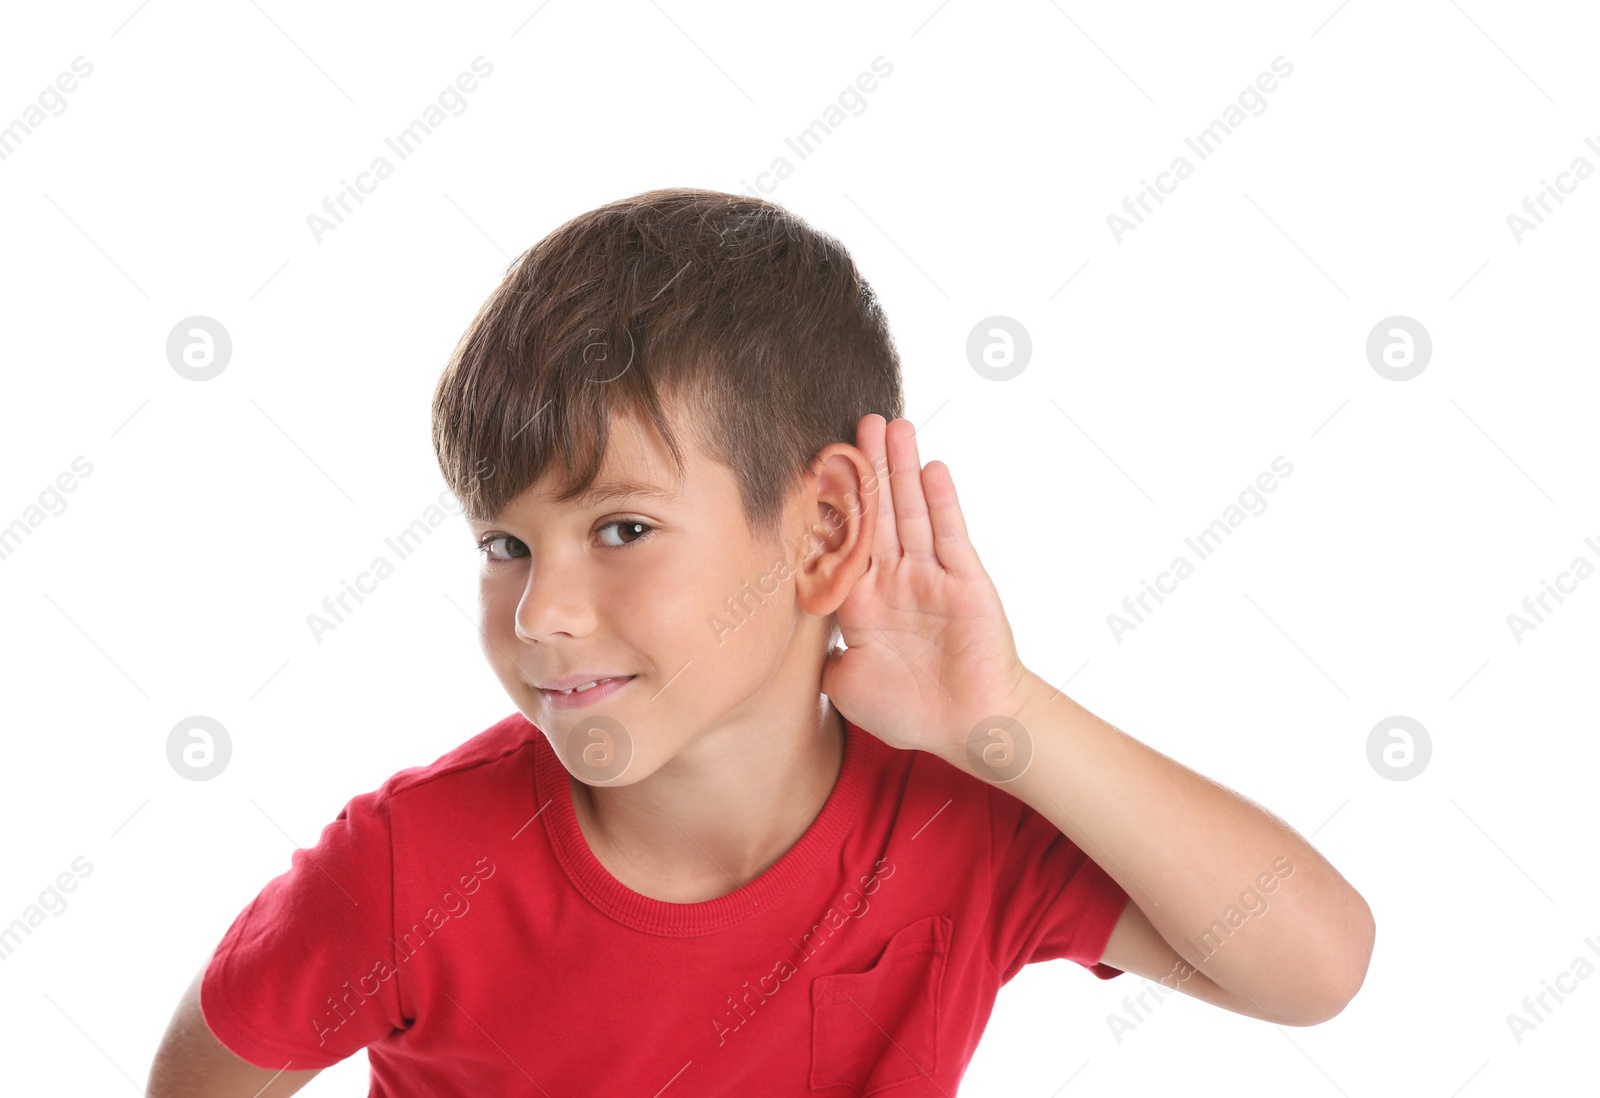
top-left (809, 914), bottom-right (952, 1094)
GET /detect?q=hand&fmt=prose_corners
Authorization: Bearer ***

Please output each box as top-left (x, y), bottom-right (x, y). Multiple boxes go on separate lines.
top-left (820, 414), bottom-right (1036, 761)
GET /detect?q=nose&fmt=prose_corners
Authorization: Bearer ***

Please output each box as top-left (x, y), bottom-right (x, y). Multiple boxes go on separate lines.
top-left (511, 552), bottom-right (594, 643)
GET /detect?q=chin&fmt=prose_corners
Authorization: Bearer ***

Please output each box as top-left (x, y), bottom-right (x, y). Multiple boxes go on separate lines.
top-left (568, 767), bottom-right (650, 789)
top-left (543, 720), bottom-right (652, 788)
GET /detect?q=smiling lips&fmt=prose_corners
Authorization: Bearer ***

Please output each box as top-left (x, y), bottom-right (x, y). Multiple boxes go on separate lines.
top-left (548, 676), bottom-right (630, 695)
top-left (535, 675), bottom-right (637, 709)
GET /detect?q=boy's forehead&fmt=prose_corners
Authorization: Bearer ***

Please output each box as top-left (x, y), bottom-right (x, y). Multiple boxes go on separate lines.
top-left (477, 402), bottom-right (745, 524)
top-left (484, 427), bottom-right (700, 523)
top-left (484, 468), bottom-right (680, 523)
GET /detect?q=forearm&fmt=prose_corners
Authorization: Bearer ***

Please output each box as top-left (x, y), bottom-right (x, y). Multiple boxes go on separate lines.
top-left (950, 669), bottom-right (1374, 1023)
top-left (148, 962), bottom-right (322, 1098)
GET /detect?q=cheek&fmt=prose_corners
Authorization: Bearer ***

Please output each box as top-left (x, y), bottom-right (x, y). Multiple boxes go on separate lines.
top-left (699, 554), bottom-right (795, 663)
top-left (629, 557), bottom-right (705, 638)
top-left (645, 551), bottom-right (745, 655)
top-left (478, 574), bottom-right (525, 653)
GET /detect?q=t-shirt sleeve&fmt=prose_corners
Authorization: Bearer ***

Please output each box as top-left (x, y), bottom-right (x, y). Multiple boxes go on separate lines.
top-left (200, 784), bottom-right (408, 1069)
top-left (986, 786), bottom-right (1130, 985)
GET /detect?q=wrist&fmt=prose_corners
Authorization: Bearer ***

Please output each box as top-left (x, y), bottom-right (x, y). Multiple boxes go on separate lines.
top-left (953, 666), bottom-right (1055, 785)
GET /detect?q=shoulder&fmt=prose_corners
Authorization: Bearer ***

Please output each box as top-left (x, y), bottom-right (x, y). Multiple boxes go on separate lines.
top-left (863, 726), bottom-right (1071, 866)
top-left (843, 719), bottom-right (998, 840)
top-left (362, 709), bottom-right (545, 814)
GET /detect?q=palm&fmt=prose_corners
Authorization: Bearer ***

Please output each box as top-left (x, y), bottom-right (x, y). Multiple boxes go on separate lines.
top-left (820, 415), bottom-right (1029, 755)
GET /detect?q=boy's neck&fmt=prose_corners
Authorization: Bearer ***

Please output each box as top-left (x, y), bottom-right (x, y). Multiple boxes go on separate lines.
top-left (569, 699), bottom-right (848, 905)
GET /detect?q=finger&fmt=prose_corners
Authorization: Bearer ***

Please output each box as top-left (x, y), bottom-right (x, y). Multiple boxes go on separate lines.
top-left (887, 418), bottom-right (935, 560)
top-left (858, 413), bottom-right (899, 564)
top-left (922, 460), bottom-right (982, 578)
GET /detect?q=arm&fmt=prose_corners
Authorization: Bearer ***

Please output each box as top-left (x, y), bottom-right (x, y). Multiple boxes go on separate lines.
top-left (1096, 893), bottom-right (1348, 1024)
top-left (987, 674), bottom-right (1375, 1026)
top-left (814, 414), bottom-right (1374, 1027)
top-left (147, 955), bottom-right (323, 1098)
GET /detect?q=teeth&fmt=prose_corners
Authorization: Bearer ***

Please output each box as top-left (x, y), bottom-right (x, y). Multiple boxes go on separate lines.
top-left (555, 677), bottom-right (622, 695)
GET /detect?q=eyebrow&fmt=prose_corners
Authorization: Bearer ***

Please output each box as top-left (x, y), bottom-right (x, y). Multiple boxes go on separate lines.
top-left (573, 478), bottom-right (678, 507)
top-left (478, 477), bottom-right (678, 525)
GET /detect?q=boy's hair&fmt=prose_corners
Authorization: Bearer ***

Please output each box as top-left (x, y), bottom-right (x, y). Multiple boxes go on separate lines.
top-left (430, 187), bottom-right (905, 651)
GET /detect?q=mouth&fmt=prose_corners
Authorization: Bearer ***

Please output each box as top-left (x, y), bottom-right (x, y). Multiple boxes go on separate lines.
top-left (537, 676), bottom-right (636, 707)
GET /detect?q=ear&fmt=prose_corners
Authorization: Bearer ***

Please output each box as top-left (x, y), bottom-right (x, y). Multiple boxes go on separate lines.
top-left (791, 440), bottom-right (880, 621)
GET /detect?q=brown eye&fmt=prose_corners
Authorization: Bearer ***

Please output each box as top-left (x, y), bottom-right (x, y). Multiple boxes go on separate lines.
top-left (596, 520), bottom-right (654, 549)
top-left (476, 534), bottom-right (527, 562)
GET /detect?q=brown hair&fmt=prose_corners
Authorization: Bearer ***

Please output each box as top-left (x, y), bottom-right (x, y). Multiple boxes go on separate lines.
top-left (431, 186), bottom-right (904, 545)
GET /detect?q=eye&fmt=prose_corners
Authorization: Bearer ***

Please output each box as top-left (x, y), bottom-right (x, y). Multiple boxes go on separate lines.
top-left (596, 519), bottom-right (655, 548)
top-left (476, 533), bottom-right (527, 562)
top-left (474, 520), bottom-right (655, 563)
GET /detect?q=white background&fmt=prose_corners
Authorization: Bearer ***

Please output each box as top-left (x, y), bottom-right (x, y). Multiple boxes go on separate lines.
top-left (2, 1), bottom-right (1596, 1094)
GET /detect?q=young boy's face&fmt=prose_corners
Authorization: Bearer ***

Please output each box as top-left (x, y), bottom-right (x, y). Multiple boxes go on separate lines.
top-left (469, 404), bottom-right (825, 784)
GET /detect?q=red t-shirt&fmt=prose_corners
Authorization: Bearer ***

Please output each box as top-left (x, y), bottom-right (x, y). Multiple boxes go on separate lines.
top-left (201, 711), bottom-right (1128, 1094)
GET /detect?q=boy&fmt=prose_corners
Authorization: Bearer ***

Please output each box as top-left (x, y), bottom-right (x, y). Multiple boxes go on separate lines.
top-left (148, 188), bottom-right (1373, 1095)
